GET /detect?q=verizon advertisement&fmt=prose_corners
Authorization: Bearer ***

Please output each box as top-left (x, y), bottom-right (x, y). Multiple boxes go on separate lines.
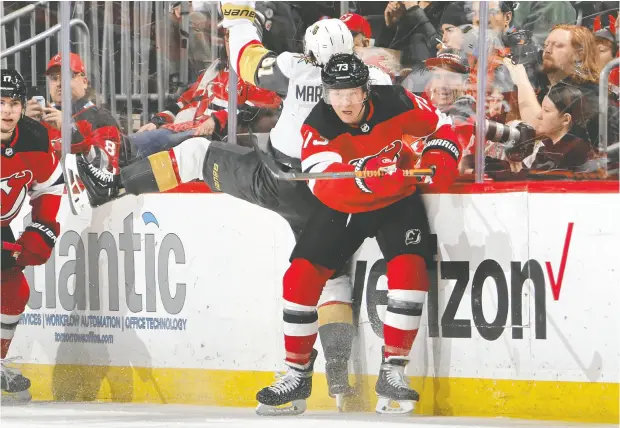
top-left (9, 191), bottom-right (619, 386)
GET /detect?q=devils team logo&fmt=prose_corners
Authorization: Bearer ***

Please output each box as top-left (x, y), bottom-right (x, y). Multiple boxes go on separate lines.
top-left (1, 170), bottom-right (34, 222)
top-left (349, 141), bottom-right (403, 193)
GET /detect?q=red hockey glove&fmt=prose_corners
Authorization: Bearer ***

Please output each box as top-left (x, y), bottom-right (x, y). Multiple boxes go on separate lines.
top-left (14, 221), bottom-right (60, 267)
top-left (363, 155), bottom-right (406, 196)
top-left (420, 137), bottom-right (460, 191)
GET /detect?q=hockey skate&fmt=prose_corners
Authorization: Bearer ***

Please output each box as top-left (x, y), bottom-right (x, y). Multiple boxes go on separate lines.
top-left (255, 349), bottom-right (318, 416)
top-left (375, 352), bottom-right (419, 415)
top-left (75, 148), bottom-right (123, 208)
top-left (1, 358), bottom-right (32, 404)
top-left (325, 358), bottom-right (354, 412)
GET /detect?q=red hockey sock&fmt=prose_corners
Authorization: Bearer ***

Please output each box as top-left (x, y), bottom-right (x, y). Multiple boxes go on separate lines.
top-left (1, 270), bottom-right (30, 359)
top-left (283, 258), bottom-right (334, 368)
top-left (383, 255), bottom-right (429, 358)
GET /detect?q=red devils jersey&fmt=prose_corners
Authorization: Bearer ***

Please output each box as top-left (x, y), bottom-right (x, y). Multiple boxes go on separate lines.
top-left (155, 69), bottom-right (282, 127)
top-left (301, 86), bottom-right (460, 213)
top-left (45, 98), bottom-right (122, 173)
top-left (1, 116), bottom-right (63, 227)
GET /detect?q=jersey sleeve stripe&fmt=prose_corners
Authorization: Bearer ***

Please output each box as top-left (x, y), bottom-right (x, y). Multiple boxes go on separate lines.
top-left (29, 163), bottom-right (64, 200)
top-left (30, 161), bottom-right (63, 191)
top-left (301, 151), bottom-right (342, 173)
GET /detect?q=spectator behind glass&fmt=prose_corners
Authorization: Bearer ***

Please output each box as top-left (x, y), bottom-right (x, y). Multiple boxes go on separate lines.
top-left (374, 1), bottom-right (447, 68)
top-left (26, 53), bottom-right (123, 175)
top-left (502, 25), bottom-right (601, 130)
top-left (340, 13), bottom-right (372, 48)
top-left (424, 49), bottom-right (471, 113)
top-left (186, 1), bottom-right (219, 80)
top-left (506, 82), bottom-right (595, 176)
top-left (593, 15), bottom-right (618, 70)
top-left (437, 2), bottom-right (475, 54)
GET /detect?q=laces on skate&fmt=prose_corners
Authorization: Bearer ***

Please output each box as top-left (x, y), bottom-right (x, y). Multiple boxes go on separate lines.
top-left (255, 368), bottom-right (309, 416)
top-left (375, 356), bottom-right (418, 415)
top-left (255, 350), bottom-right (317, 416)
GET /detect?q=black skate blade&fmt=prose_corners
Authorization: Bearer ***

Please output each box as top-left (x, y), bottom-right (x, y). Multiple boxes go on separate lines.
top-left (375, 396), bottom-right (415, 415)
top-left (255, 399), bottom-right (307, 416)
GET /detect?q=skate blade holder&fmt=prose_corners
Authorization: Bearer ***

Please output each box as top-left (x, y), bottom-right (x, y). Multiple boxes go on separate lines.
top-left (62, 154), bottom-right (90, 214)
top-left (1, 389), bottom-right (32, 405)
top-left (255, 399), bottom-right (307, 416)
top-left (375, 396), bottom-right (415, 415)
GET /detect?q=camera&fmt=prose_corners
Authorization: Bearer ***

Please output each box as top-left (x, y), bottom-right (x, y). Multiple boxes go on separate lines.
top-left (488, 121), bottom-right (537, 162)
top-left (502, 29), bottom-right (542, 66)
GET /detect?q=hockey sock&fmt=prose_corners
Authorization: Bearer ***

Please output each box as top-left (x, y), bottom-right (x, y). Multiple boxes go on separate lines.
top-left (121, 151), bottom-right (182, 195)
top-left (283, 258), bottom-right (334, 369)
top-left (318, 276), bottom-right (354, 362)
top-left (383, 254), bottom-right (429, 358)
top-left (121, 138), bottom-right (211, 195)
top-left (1, 270), bottom-right (30, 359)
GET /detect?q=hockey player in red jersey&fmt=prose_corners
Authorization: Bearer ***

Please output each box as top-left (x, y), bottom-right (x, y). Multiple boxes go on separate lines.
top-left (255, 54), bottom-right (461, 416)
top-left (1, 69), bottom-right (63, 403)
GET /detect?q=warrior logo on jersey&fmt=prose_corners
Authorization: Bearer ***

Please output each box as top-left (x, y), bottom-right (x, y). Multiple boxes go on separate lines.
top-left (349, 140), bottom-right (403, 193)
top-left (1, 170), bottom-right (33, 221)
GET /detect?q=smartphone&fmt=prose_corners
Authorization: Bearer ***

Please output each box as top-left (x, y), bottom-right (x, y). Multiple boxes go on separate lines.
top-left (33, 95), bottom-right (46, 109)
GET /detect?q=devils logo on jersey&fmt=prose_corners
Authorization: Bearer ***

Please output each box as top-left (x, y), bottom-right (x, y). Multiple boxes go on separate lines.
top-left (349, 140), bottom-right (403, 193)
top-left (1, 170), bottom-right (33, 222)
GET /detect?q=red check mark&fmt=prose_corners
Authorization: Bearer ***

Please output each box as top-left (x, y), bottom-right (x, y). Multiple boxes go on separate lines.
top-left (545, 222), bottom-right (574, 301)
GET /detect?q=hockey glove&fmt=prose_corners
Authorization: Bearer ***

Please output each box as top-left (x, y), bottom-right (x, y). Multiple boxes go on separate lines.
top-left (15, 221), bottom-right (60, 267)
top-left (363, 156), bottom-right (406, 196)
top-left (420, 137), bottom-right (460, 191)
top-left (220, 1), bottom-right (257, 28)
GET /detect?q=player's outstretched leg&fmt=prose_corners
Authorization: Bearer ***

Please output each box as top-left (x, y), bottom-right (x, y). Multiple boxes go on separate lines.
top-left (317, 274), bottom-right (356, 411)
top-left (375, 254), bottom-right (428, 415)
top-left (120, 137), bottom-right (210, 196)
top-left (1, 270), bottom-right (32, 404)
top-left (256, 349), bottom-right (318, 416)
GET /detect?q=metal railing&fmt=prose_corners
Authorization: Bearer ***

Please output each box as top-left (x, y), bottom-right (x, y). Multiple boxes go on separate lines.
top-left (598, 57), bottom-right (620, 177)
top-left (0, 19), bottom-right (91, 68)
top-left (0, 1), bottom-right (47, 27)
top-left (1, 1), bottom-right (214, 133)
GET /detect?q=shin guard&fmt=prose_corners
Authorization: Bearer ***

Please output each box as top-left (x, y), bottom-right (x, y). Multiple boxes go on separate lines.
top-left (383, 254), bottom-right (429, 358)
top-left (283, 259), bottom-right (334, 368)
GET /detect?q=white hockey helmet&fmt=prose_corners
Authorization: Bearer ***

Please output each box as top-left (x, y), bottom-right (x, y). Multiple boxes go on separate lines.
top-left (303, 19), bottom-right (354, 66)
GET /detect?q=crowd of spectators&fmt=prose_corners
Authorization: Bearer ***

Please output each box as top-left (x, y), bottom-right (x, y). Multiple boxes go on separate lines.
top-left (179, 1), bottom-right (619, 181)
top-left (13, 1), bottom-right (620, 182)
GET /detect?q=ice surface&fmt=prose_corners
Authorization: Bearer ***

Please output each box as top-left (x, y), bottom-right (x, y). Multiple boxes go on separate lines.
top-left (0, 403), bottom-right (611, 428)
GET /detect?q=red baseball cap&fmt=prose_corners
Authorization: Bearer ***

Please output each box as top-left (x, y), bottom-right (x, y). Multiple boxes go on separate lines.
top-left (45, 53), bottom-right (86, 75)
top-left (340, 13), bottom-right (372, 39)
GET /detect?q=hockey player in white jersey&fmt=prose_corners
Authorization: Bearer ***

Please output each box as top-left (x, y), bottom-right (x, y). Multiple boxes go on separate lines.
top-left (77, 3), bottom-right (390, 414)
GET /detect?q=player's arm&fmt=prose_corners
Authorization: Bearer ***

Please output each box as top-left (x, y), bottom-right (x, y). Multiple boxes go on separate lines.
top-left (18, 136), bottom-right (63, 267)
top-left (400, 89), bottom-right (462, 189)
top-left (221, 1), bottom-right (292, 96)
top-left (151, 76), bottom-right (202, 127)
top-left (73, 109), bottom-right (123, 173)
top-left (301, 124), bottom-right (407, 213)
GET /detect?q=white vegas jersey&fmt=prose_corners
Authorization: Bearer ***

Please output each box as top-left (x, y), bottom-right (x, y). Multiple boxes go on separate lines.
top-left (226, 18), bottom-right (392, 162)
top-left (269, 52), bottom-right (392, 161)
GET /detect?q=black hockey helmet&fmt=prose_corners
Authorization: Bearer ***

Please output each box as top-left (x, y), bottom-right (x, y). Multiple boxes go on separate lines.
top-left (0, 69), bottom-right (28, 108)
top-left (322, 53), bottom-right (369, 90)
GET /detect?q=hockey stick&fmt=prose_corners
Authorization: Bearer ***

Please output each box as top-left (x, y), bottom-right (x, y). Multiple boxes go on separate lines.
top-left (251, 139), bottom-right (435, 181)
